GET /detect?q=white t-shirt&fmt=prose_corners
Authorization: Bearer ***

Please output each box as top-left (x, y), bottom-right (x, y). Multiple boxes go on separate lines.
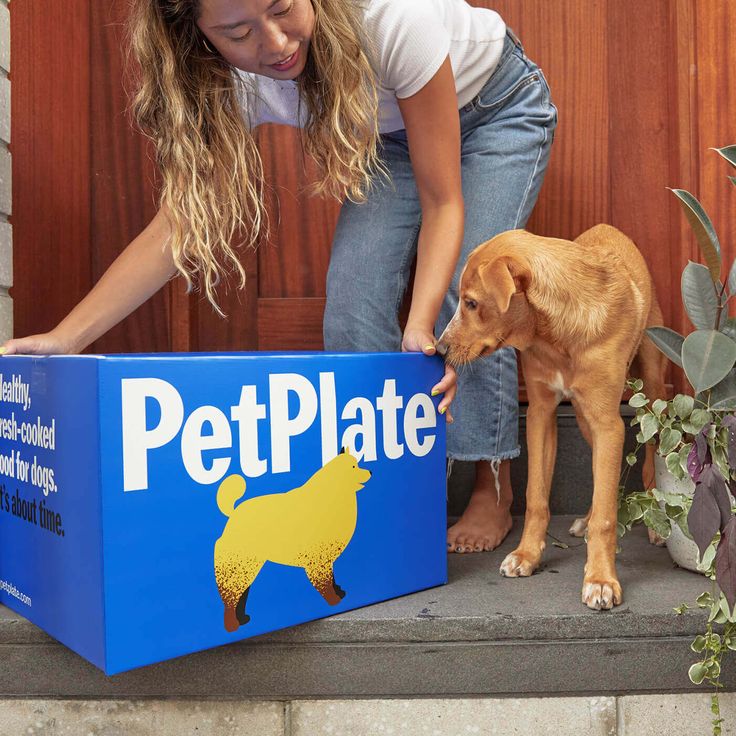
top-left (238, 0), bottom-right (506, 133)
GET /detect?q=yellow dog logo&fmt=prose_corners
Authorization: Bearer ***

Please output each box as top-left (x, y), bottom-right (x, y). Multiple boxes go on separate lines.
top-left (214, 447), bottom-right (372, 632)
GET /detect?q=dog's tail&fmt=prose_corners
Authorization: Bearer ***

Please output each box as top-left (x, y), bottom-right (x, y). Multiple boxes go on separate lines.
top-left (217, 474), bottom-right (247, 517)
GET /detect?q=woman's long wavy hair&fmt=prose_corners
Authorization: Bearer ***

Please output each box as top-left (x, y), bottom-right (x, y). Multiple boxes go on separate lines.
top-left (127, 0), bottom-right (381, 312)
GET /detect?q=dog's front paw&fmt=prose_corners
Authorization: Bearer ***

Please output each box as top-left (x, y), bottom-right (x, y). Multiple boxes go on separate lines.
top-left (569, 517), bottom-right (587, 537)
top-left (500, 550), bottom-right (539, 577)
top-left (582, 578), bottom-right (622, 610)
top-left (647, 527), bottom-right (667, 547)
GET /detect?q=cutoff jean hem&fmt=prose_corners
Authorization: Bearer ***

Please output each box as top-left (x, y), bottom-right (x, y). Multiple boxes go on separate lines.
top-left (446, 447), bottom-right (521, 463)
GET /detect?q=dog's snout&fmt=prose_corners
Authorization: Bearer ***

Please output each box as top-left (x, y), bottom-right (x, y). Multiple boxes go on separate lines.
top-left (435, 338), bottom-right (449, 357)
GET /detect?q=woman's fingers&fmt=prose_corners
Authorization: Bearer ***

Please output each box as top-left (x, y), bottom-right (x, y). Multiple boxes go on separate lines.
top-left (432, 364), bottom-right (457, 423)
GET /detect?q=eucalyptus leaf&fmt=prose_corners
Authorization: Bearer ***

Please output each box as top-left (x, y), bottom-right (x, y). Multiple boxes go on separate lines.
top-left (682, 330), bottom-right (736, 393)
top-left (710, 371), bottom-right (736, 411)
top-left (728, 265), bottom-right (736, 300)
top-left (713, 145), bottom-right (736, 169)
top-left (722, 317), bottom-right (736, 342)
top-left (646, 326), bottom-right (684, 368)
top-left (682, 261), bottom-right (721, 329)
top-left (670, 188), bottom-right (721, 282)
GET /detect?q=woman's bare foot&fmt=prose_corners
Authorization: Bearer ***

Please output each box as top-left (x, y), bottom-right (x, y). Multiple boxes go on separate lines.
top-left (447, 460), bottom-right (513, 553)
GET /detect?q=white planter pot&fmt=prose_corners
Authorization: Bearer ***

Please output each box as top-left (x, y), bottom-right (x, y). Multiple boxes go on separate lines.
top-left (653, 454), bottom-right (703, 573)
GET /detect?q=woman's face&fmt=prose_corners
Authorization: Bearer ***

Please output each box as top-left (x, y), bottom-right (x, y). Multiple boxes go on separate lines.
top-left (196, 0), bottom-right (315, 79)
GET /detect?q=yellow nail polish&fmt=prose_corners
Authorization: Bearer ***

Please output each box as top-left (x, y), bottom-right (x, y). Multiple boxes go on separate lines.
top-left (431, 389), bottom-right (439, 396)
top-left (424, 344), bottom-right (435, 351)
top-left (439, 406), bottom-right (446, 415)
top-left (0, 347), bottom-right (6, 355)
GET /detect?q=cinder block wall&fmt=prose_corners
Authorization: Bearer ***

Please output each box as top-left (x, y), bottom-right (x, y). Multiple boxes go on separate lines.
top-left (0, 0), bottom-right (10, 342)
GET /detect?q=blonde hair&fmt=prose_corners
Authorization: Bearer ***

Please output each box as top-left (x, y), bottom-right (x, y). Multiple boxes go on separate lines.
top-left (127, 0), bottom-right (382, 312)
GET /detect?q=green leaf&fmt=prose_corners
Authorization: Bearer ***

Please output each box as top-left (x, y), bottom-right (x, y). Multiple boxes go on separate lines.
top-left (697, 591), bottom-right (715, 607)
top-left (689, 409), bottom-right (713, 432)
top-left (629, 392), bottom-right (649, 408)
top-left (682, 330), bottom-right (736, 393)
top-left (673, 393), bottom-right (695, 420)
top-left (698, 541), bottom-right (718, 573)
top-left (713, 145), bottom-right (736, 170)
top-left (692, 635), bottom-right (707, 652)
top-left (689, 662), bottom-right (708, 684)
top-left (659, 427), bottom-right (682, 455)
top-left (721, 317), bottom-right (736, 341)
top-left (646, 326), bottom-right (685, 368)
top-left (640, 413), bottom-right (659, 442)
top-left (652, 399), bottom-right (668, 416)
top-left (727, 265), bottom-right (736, 300)
top-left (670, 188), bottom-right (722, 282)
top-left (682, 261), bottom-right (721, 329)
top-left (629, 378), bottom-right (644, 392)
top-left (626, 452), bottom-right (637, 467)
top-left (666, 450), bottom-right (685, 479)
top-left (709, 371), bottom-right (736, 411)
top-left (677, 511), bottom-right (693, 539)
top-left (643, 507), bottom-right (671, 539)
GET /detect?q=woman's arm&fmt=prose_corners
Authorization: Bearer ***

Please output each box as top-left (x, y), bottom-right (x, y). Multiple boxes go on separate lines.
top-left (397, 56), bottom-right (464, 415)
top-left (3, 206), bottom-right (178, 355)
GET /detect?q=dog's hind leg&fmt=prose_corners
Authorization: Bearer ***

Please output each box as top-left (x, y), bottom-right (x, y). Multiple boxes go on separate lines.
top-left (569, 412), bottom-right (594, 538)
top-left (304, 560), bottom-right (343, 606)
top-left (633, 298), bottom-right (669, 546)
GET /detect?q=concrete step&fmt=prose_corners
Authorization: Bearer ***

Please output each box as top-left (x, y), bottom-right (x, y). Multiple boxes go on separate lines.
top-left (0, 516), bottom-right (716, 699)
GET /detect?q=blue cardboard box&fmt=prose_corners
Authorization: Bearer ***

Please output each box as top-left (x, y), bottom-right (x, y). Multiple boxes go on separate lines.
top-left (0, 352), bottom-right (447, 674)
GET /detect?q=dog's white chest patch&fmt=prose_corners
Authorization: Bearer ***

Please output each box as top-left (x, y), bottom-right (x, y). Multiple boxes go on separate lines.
top-left (549, 371), bottom-right (574, 399)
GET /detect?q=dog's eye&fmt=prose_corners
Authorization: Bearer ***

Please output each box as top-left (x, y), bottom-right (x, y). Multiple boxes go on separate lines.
top-left (464, 298), bottom-right (478, 310)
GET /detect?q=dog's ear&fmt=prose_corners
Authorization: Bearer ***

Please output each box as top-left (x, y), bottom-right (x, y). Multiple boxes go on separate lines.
top-left (478, 258), bottom-right (515, 313)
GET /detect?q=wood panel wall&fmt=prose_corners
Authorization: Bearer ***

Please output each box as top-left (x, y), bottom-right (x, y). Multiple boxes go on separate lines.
top-left (11, 0), bottom-right (736, 395)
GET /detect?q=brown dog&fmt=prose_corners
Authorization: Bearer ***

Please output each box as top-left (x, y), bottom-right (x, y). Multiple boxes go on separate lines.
top-left (437, 224), bottom-right (667, 610)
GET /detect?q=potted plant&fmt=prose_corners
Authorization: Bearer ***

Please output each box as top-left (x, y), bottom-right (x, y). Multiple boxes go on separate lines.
top-left (620, 145), bottom-right (736, 736)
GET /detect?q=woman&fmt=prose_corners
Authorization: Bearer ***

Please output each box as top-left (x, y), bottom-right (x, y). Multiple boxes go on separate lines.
top-left (3, 0), bottom-right (556, 553)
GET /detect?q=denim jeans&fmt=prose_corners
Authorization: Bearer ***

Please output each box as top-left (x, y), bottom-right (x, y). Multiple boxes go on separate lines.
top-left (324, 31), bottom-right (557, 462)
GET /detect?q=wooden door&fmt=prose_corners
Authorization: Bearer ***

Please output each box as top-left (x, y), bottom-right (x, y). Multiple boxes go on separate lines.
top-left (11, 1), bottom-right (736, 395)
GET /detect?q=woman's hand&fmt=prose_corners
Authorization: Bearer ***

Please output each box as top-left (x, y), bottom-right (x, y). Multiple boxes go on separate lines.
top-left (1, 330), bottom-right (77, 356)
top-left (402, 325), bottom-right (457, 423)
